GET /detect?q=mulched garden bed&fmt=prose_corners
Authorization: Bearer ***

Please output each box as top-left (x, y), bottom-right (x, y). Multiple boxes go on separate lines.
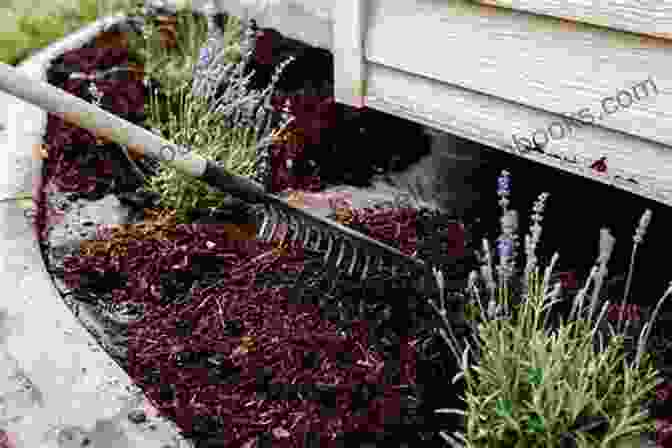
top-left (31, 13), bottom-right (479, 448)
top-left (28, 10), bottom-right (672, 447)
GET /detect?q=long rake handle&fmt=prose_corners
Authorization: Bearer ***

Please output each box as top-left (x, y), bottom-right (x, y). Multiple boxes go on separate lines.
top-left (0, 62), bottom-right (427, 271)
top-left (0, 61), bottom-right (266, 203)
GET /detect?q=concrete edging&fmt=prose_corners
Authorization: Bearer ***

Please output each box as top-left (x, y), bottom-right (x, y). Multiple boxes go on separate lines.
top-left (0, 13), bottom-right (193, 448)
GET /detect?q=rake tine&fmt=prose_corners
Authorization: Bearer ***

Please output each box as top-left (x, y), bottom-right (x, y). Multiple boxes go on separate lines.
top-left (265, 207), bottom-right (280, 242)
top-left (377, 256), bottom-right (385, 274)
top-left (313, 226), bottom-right (323, 251)
top-left (360, 254), bottom-right (371, 281)
top-left (347, 245), bottom-right (358, 277)
top-left (390, 258), bottom-right (399, 276)
top-left (257, 206), bottom-right (272, 240)
top-left (302, 225), bottom-right (312, 248)
top-left (324, 233), bottom-right (335, 264)
top-left (358, 291), bottom-right (367, 318)
top-left (275, 207), bottom-right (291, 242)
top-left (335, 238), bottom-right (347, 269)
top-left (290, 215), bottom-right (302, 243)
top-left (288, 214), bottom-right (301, 243)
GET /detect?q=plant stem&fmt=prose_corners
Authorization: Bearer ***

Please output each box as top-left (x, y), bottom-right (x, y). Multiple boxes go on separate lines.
top-left (619, 242), bottom-right (639, 335)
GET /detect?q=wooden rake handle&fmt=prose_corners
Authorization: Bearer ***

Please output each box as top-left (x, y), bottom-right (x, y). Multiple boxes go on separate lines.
top-left (0, 61), bottom-right (267, 203)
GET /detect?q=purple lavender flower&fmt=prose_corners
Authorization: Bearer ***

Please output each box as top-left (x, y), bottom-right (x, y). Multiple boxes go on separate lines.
top-left (198, 47), bottom-right (210, 66)
top-left (497, 238), bottom-right (513, 258)
top-left (497, 173), bottom-right (510, 195)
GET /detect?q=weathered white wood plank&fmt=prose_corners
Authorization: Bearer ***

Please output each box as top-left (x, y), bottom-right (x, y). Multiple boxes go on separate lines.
top-left (474, 0), bottom-right (672, 40)
top-left (333, 0), bottom-right (367, 108)
top-left (365, 61), bottom-right (672, 207)
top-left (366, 0), bottom-right (672, 148)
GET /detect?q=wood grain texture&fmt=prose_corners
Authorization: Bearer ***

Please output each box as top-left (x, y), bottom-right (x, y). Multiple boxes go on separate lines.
top-left (474, 0), bottom-right (672, 40)
top-left (365, 62), bottom-right (672, 207)
top-left (333, 0), bottom-right (367, 107)
top-left (366, 0), bottom-right (672, 149)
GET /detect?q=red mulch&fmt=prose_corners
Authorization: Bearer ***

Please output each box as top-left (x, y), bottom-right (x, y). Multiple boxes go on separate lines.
top-left (267, 94), bottom-right (333, 193)
top-left (61, 221), bottom-right (417, 447)
top-left (36, 36), bottom-right (672, 448)
top-left (37, 44), bottom-right (424, 447)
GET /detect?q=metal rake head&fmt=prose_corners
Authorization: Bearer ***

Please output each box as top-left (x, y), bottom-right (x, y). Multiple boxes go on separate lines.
top-left (253, 199), bottom-right (426, 281)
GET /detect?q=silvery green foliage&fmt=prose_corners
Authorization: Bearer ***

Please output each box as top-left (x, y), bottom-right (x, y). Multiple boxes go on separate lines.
top-left (191, 17), bottom-right (296, 189)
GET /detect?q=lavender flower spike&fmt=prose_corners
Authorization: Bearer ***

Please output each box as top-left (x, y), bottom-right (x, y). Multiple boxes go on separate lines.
top-left (497, 238), bottom-right (513, 258)
top-left (497, 170), bottom-right (511, 211)
top-left (620, 209), bottom-right (653, 333)
top-left (588, 228), bottom-right (615, 323)
top-left (497, 170), bottom-right (511, 195)
top-left (634, 209), bottom-right (652, 244)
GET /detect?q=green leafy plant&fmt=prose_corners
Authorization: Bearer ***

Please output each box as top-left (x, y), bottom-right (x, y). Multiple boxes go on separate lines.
top-left (430, 170), bottom-right (669, 447)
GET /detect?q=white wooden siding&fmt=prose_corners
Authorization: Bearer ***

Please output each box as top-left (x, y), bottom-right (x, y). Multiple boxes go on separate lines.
top-left (366, 0), bottom-right (672, 149)
top-left (209, 0), bottom-right (672, 207)
top-left (366, 62), bottom-right (672, 206)
top-left (474, 0), bottom-right (672, 40)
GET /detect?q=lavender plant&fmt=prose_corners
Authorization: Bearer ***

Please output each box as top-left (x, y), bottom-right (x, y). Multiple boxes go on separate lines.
top-left (430, 170), bottom-right (669, 447)
top-left (189, 13), bottom-right (295, 190)
top-left (141, 11), bottom-right (293, 222)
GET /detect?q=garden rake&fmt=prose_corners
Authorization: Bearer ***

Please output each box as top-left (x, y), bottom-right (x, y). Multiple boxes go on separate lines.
top-left (0, 61), bottom-right (431, 284)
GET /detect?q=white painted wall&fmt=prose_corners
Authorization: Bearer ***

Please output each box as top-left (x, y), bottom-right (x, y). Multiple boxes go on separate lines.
top-left (474, 0), bottom-right (672, 39)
